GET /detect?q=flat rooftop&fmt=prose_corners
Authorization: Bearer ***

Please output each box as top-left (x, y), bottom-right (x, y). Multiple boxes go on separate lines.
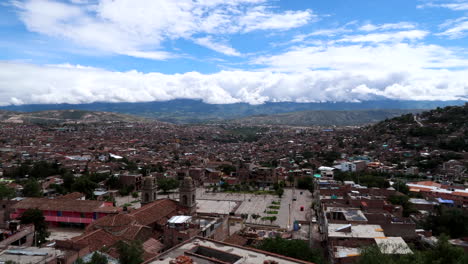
top-left (149, 237), bottom-right (313, 264)
top-left (375, 237), bottom-right (413, 254)
top-left (326, 207), bottom-right (368, 222)
top-left (334, 246), bottom-right (361, 258)
top-left (328, 224), bottom-right (385, 239)
top-left (0, 246), bottom-right (64, 263)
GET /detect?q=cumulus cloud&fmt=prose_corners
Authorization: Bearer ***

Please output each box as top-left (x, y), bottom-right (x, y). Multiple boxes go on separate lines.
top-left (0, 61), bottom-right (466, 106)
top-left (10, 0), bottom-right (315, 58)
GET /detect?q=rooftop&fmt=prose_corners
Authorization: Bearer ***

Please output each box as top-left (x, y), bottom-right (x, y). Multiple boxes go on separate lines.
top-left (374, 237), bottom-right (413, 254)
top-left (148, 237), bottom-right (314, 264)
top-left (328, 224), bottom-right (385, 239)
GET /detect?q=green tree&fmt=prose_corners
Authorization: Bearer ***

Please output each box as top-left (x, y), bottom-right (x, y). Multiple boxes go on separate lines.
top-left (20, 208), bottom-right (49, 245)
top-left (423, 207), bottom-right (468, 238)
top-left (72, 176), bottom-right (97, 198)
top-left (22, 179), bottom-right (42, 197)
top-left (89, 252), bottom-right (108, 264)
top-left (276, 188), bottom-right (284, 198)
top-left (116, 240), bottom-right (144, 264)
top-left (388, 195), bottom-right (416, 217)
top-left (0, 183), bottom-right (15, 199)
top-left (157, 178), bottom-right (179, 193)
top-left (393, 180), bottom-right (409, 195)
top-left (217, 164), bottom-right (236, 176)
top-left (256, 237), bottom-right (326, 264)
top-left (297, 176), bottom-right (314, 192)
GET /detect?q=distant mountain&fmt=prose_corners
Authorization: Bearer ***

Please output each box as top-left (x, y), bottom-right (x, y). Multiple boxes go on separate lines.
top-left (0, 110), bottom-right (149, 124)
top-left (0, 99), bottom-right (465, 124)
top-left (230, 109), bottom-right (423, 126)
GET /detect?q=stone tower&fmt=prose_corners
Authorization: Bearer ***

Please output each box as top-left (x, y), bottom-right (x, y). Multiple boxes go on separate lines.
top-left (141, 176), bottom-right (157, 205)
top-left (179, 176), bottom-right (196, 215)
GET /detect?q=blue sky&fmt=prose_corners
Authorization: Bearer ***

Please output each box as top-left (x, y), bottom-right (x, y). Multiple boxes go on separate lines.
top-left (0, 0), bottom-right (467, 105)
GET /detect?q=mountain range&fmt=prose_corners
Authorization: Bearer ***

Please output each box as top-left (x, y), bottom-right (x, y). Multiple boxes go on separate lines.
top-left (0, 99), bottom-right (464, 124)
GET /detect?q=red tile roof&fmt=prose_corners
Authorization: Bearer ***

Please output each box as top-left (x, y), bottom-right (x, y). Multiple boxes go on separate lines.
top-left (12, 197), bottom-right (119, 213)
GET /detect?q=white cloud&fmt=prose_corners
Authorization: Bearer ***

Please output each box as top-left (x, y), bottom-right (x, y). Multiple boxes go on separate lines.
top-left (253, 42), bottom-right (468, 73)
top-left (0, 61), bottom-right (466, 107)
top-left (193, 36), bottom-right (241, 56)
top-left (338, 30), bottom-right (429, 43)
top-left (239, 6), bottom-right (313, 32)
top-left (418, 1), bottom-right (468, 11)
top-left (11, 0), bottom-right (314, 58)
top-left (438, 17), bottom-right (468, 39)
top-left (359, 22), bottom-right (416, 31)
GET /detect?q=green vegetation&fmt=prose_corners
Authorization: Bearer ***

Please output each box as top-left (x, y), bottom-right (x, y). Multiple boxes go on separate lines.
top-left (388, 195), bottom-right (416, 217)
top-left (255, 237), bottom-right (326, 264)
top-left (116, 240), bottom-right (144, 264)
top-left (268, 205), bottom-right (280, 210)
top-left (157, 178), bottom-right (179, 193)
top-left (88, 252), bottom-right (108, 264)
top-left (297, 176), bottom-right (315, 192)
top-left (217, 164), bottom-right (236, 175)
top-left (422, 207), bottom-right (468, 239)
top-left (22, 178), bottom-right (42, 197)
top-left (4, 160), bottom-right (64, 179)
top-left (0, 183), bottom-right (15, 199)
top-left (261, 216), bottom-right (277, 224)
top-left (20, 208), bottom-right (49, 245)
top-left (356, 235), bottom-right (468, 264)
top-left (271, 201), bottom-right (281, 205)
top-left (334, 171), bottom-right (390, 188)
top-left (265, 211), bottom-right (278, 214)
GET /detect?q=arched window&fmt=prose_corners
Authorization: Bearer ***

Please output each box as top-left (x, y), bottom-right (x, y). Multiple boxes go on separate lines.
top-left (145, 193), bottom-right (149, 202)
top-left (153, 192), bottom-right (157, 201)
top-left (182, 195), bottom-right (188, 205)
top-left (192, 194), bottom-right (195, 203)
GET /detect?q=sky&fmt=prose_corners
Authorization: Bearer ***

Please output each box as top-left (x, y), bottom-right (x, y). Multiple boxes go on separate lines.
top-left (0, 0), bottom-right (467, 105)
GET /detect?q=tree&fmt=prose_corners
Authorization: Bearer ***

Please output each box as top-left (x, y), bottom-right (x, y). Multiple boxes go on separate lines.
top-left (388, 195), bottom-right (416, 217)
top-left (62, 172), bottom-right (75, 192)
top-left (20, 208), bottom-right (49, 245)
top-left (116, 240), bottom-right (144, 264)
top-left (22, 179), bottom-right (42, 197)
top-left (158, 178), bottom-right (179, 193)
top-left (217, 164), bottom-right (236, 176)
top-left (423, 207), bottom-right (468, 238)
top-left (251, 214), bottom-right (260, 223)
top-left (297, 176), bottom-right (314, 192)
top-left (256, 237), bottom-right (326, 264)
top-left (0, 183), bottom-right (15, 199)
top-left (72, 176), bottom-right (97, 198)
top-left (269, 216), bottom-right (277, 224)
top-left (393, 180), bottom-right (409, 195)
top-left (276, 188), bottom-right (284, 198)
top-left (89, 252), bottom-right (108, 264)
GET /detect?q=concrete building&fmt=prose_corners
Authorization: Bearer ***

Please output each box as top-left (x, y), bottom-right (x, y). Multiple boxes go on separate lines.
top-left (147, 237), bottom-right (315, 264)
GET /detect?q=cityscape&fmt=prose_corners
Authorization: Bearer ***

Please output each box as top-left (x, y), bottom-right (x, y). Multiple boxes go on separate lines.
top-left (0, 0), bottom-right (467, 264)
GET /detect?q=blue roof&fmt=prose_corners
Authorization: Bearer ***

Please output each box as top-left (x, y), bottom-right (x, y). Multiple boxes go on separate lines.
top-left (436, 198), bottom-right (454, 204)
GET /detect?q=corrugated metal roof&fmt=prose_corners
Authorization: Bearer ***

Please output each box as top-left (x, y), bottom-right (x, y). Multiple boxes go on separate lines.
top-left (168, 215), bottom-right (191, 224)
